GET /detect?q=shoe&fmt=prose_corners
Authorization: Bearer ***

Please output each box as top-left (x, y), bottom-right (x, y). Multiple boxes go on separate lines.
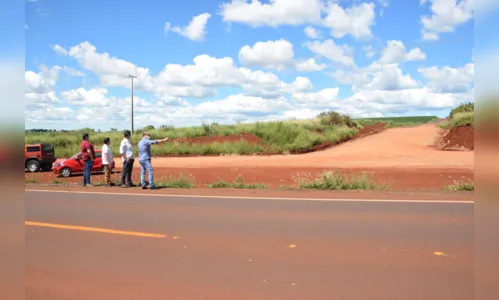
top-left (142, 186), bottom-right (148, 190)
top-left (149, 186), bottom-right (159, 190)
top-left (109, 183), bottom-right (116, 186)
top-left (121, 184), bottom-right (128, 188)
top-left (86, 184), bottom-right (93, 187)
top-left (105, 184), bottom-right (112, 187)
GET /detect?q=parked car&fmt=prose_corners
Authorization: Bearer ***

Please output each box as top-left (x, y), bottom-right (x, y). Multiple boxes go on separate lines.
top-left (53, 150), bottom-right (115, 178)
top-left (25, 143), bottom-right (57, 172)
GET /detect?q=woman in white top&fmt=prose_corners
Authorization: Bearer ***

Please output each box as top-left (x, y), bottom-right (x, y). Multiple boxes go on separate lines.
top-left (101, 137), bottom-right (114, 186)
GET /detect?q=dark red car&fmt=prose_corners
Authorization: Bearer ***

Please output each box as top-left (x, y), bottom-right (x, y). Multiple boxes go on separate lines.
top-left (53, 150), bottom-right (115, 178)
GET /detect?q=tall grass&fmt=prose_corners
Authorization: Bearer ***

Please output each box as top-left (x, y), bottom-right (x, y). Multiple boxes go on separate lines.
top-left (25, 114), bottom-right (359, 157)
top-left (293, 171), bottom-right (388, 190)
top-left (206, 175), bottom-right (268, 189)
top-left (356, 116), bottom-right (438, 128)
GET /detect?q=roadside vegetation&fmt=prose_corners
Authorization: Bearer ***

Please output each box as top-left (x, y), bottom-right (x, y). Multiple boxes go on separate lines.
top-left (206, 175), bottom-right (269, 189)
top-left (291, 171), bottom-right (389, 191)
top-left (444, 181), bottom-right (474, 192)
top-left (440, 102), bottom-right (474, 129)
top-left (25, 111), bottom-right (361, 158)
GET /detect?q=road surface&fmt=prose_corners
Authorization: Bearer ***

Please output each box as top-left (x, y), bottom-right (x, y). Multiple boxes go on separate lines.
top-left (26, 190), bottom-right (473, 300)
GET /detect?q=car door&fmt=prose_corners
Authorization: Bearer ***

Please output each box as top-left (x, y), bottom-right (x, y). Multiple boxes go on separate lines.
top-left (92, 151), bottom-right (103, 171)
top-left (73, 153), bottom-right (84, 173)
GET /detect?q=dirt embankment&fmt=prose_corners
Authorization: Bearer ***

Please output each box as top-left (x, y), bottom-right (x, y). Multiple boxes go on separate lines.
top-left (438, 126), bottom-right (474, 151)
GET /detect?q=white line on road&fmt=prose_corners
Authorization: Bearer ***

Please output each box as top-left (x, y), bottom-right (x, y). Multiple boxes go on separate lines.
top-left (25, 189), bottom-right (474, 204)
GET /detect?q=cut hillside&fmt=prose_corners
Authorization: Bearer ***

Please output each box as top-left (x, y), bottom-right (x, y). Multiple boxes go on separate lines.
top-left (437, 103), bottom-right (474, 151)
top-left (438, 126), bottom-right (474, 151)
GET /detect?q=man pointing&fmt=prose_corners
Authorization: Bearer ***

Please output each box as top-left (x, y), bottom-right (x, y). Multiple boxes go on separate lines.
top-left (138, 132), bottom-right (169, 189)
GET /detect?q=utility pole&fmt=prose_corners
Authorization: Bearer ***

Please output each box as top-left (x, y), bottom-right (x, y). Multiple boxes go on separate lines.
top-left (128, 74), bottom-right (137, 134)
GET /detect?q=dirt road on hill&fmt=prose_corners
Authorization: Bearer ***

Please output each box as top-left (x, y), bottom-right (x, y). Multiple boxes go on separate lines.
top-left (30, 123), bottom-right (474, 190)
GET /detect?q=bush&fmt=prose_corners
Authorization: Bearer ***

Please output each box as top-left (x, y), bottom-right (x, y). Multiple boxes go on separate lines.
top-left (449, 102), bottom-right (474, 119)
top-left (318, 111), bottom-right (357, 127)
top-left (293, 171), bottom-right (387, 190)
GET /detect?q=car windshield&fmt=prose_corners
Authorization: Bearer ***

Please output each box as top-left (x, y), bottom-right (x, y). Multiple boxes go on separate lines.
top-left (70, 153), bottom-right (82, 159)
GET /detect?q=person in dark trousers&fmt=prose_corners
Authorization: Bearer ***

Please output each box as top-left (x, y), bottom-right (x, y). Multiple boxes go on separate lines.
top-left (80, 133), bottom-right (95, 187)
top-left (138, 132), bottom-right (169, 189)
top-left (119, 130), bottom-right (135, 188)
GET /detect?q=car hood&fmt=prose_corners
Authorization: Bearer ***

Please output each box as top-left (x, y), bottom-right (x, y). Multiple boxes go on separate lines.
top-left (53, 158), bottom-right (67, 165)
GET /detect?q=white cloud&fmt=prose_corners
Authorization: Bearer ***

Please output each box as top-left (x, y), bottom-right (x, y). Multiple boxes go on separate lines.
top-left (293, 87), bottom-right (340, 107)
top-left (60, 41), bottom-right (314, 100)
top-left (323, 2), bottom-right (376, 40)
top-left (238, 39), bottom-right (295, 70)
top-left (306, 39), bottom-right (355, 67)
top-left (364, 64), bottom-right (419, 90)
top-left (60, 87), bottom-right (112, 107)
top-left (420, 0), bottom-right (474, 41)
top-left (379, 40), bottom-right (426, 64)
top-left (52, 44), bottom-right (68, 56)
top-left (418, 63), bottom-right (474, 93)
top-left (25, 65), bottom-right (60, 94)
top-left (304, 26), bottom-right (320, 39)
top-left (295, 58), bottom-right (326, 72)
top-left (219, 0), bottom-right (323, 27)
top-left (62, 66), bottom-right (86, 77)
top-left (164, 13), bottom-right (212, 41)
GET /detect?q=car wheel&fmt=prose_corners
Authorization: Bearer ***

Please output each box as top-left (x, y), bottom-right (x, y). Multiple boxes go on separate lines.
top-left (27, 161), bottom-right (40, 173)
top-left (60, 167), bottom-right (72, 178)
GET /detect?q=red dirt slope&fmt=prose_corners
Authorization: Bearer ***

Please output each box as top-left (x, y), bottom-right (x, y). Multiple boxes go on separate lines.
top-left (439, 126), bottom-right (474, 151)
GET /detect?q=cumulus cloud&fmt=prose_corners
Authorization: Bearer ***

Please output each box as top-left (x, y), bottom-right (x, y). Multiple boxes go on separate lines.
top-left (418, 63), bottom-right (474, 93)
top-left (295, 58), bottom-right (326, 72)
top-left (238, 39), bottom-right (295, 70)
top-left (378, 40), bottom-right (426, 64)
top-left (420, 0), bottom-right (474, 41)
top-left (219, 0), bottom-right (323, 27)
top-left (322, 2), bottom-right (376, 40)
top-left (164, 13), bottom-right (212, 41)
top-left (304, 26), bottom-right (320, 39)
top-left (306, 39), bottom-right (355, 67)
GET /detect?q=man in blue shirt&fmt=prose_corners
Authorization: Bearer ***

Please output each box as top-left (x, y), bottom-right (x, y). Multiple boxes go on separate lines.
top-left (138, 132), bottom-right (169, 189)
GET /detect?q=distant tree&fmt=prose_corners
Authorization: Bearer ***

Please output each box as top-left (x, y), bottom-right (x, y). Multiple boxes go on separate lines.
top-left (110, 128), bottom-right (118, 132)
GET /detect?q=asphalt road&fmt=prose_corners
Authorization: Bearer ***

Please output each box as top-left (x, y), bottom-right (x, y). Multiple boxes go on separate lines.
top-left (25, 190), bottom-right (473, 300)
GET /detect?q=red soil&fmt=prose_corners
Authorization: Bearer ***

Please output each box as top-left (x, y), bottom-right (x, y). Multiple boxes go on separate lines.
top-left (173, 133), bottom-right (264, 146)
top-left (439, 126), bottom-right (474, 151)
top-left (292, 122), bottom-right (387, 154)
top-left (29, 166), bottom-right (473, 191)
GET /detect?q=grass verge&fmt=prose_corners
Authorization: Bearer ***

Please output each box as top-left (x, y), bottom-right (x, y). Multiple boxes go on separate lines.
top-left (155, 174), bottom-right (197, 189)
top-left (292, 171), bottom-right (388, 190)
top-left (444, 181), bottom-right (474, 192)
top-left (206, 175), bottom-right (269, 189)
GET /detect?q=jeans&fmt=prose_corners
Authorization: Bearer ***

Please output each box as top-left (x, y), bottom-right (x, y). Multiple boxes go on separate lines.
top-left (120, 159), bottom-right (134, 186)
top-left (139, 159), bottom-right (154, 187)
top-left (83, 159), bottom-right (93, 186)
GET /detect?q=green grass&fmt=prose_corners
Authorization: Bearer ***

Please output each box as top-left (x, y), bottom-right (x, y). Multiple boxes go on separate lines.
top-left (25, 112), bottom-right (360, 157)
top-left (25, 176), bottom-right (39, 184)
top-left (206, 175), bottom-right (269, 189)
top-left (293, 171), bottom-right (388, 191)
top-left (356, 116), bottom-right (438, 128)
top-left (155, 174), bottom-right (196, 189)
top-left (440, 112), bottom-right (474, 129)
top-left (444, 181), bottom-right (474, 192)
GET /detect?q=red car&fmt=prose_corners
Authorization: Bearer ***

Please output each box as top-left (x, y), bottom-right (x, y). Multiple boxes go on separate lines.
top-left (53, 150), bottom-right (115, 178)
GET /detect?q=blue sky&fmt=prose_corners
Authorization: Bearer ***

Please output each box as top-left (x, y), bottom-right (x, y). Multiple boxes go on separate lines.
top-left (24, 0), bottom-right (479, 130)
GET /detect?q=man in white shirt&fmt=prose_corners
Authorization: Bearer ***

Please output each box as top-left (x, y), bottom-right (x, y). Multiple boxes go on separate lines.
top-left (119, 130), bottom-right (135, 188)
top-left (101, 137), bottom-right (114, 187)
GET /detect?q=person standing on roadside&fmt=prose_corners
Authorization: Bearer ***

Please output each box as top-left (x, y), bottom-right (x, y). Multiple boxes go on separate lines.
top-left (119, 130), bottom-right (135, 188)
top-left (80, 133), bottom-right (95, 187)
top-left (138, 132), bottom-right (169, 189)
top-left (101, 137), bottom-right (114, 187)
